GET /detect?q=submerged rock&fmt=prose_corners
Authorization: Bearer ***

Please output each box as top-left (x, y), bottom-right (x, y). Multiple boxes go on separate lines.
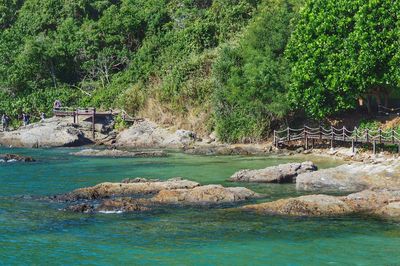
top-left (56, 178), bottom-right (200, 201)
top-left (65, 203), bottom-right (95, 213)
top-left (296, 163), bottom-right (400, 192)
top-left (97, 198), bottom-right (150, 213)
top-left (242, 195), bottom-right (352, 217)
top-left (71, 149), bottom-right (167, 158)
top-left (0, 154), bottom-right (35, 162)
top-left (121, 177), bottom-right (161, 183)
top-left (229, 161), bottom-right (317, 183)
top-left (152, 184), bottom-right (262, 204)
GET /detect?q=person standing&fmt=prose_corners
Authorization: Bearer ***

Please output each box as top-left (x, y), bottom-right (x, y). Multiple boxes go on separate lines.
top-left (53, 100), bottom-right (62, 110)
top-left (22, 113), bottom-right (30, 126)
top-left (40, 112), bottom-right (46, 122)
top-left (1, 114), bottom-right (6, 131)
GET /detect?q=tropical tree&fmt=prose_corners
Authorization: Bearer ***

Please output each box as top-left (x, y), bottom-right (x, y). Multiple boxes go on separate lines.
top-left (286, 0), bottom-right (400, 118)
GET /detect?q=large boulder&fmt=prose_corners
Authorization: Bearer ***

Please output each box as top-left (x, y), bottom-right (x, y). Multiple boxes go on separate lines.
top-left (229, 161), bottom-right (317, 183)
top-left (0, 117), bottom-right (91, 148)
top-left (152, 184), bottom-right (262, 204)
top-left (296, 163), bottom-right (400, 192)
top-left (242, 195), bottom-right (353, 217)
top-left (55, 178), bottom-right (200, 201)
top-left (71, 148), bottom-right (167, 158)
top-left (115, 120), bottom-right (197, 148)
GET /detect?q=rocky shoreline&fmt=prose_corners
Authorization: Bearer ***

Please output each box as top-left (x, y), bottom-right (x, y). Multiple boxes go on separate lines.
top-left (5, 116), bottom-right (400, 220)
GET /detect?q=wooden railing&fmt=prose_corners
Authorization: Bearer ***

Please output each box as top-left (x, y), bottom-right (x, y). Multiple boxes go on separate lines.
top-left (274, 125), bottom-right (400, 153)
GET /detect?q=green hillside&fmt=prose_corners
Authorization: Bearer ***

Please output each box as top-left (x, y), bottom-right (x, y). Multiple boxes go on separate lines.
top-left (0, 0), bottom-right (398, 142)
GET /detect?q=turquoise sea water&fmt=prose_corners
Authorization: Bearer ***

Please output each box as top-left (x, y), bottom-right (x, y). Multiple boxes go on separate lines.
top-left (1, 147), bottom-right (400, 265)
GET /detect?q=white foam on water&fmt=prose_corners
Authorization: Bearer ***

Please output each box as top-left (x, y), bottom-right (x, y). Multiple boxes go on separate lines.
top-left (98, 210), bottom-right (124, 214)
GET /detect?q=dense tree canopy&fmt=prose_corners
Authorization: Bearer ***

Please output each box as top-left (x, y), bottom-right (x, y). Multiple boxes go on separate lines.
top-left (213, 0), bottom-right (304, 142)
top-left (286, 0), bottom-right (400, 118)
top-left (1, 0), bottom-right (398, 141)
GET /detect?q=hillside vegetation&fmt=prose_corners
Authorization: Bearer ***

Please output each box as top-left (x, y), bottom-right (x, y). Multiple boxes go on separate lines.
top-left (0, 0), bottom-right (398, 142)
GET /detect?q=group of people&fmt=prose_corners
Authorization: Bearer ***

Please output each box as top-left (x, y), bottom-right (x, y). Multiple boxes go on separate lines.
top-left (1, 112), bottom-right (47, 131)
top-left (1, 100), bottom-right (62, 132)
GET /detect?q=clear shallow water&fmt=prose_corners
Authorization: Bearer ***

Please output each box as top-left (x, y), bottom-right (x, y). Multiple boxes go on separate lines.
top-left (0, 147), bottom-right (399, 265)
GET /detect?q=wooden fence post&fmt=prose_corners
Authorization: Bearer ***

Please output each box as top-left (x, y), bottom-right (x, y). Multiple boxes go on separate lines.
top-left (76, 108), bottom-right (79, 124)
top-left (373, 140), bottom-right (376, 154)
top-left (73, 110), bottom-right (76, 124)
top-left (354, 127), bottom-right (358, 143)
top-left (273, 130), bottom-right (276, 147)
top-left (331, 126), bottom-right (334, 149)
top-left (342, 126), bottom-right (346, 141)
top-left (379, 128), bottom-right (382, 144)
top-left (92, 108), bottom-right (96, 139)
top-left (287, 127), bottom-right (290, 142)
top-left (352, 138), bottom-right (355, 153)
top-left (319, 124), bottom-right (322, 142)
top-left (304, 125), bottom-right (307, 148)
top-left (366, 129), bottom-right (369, 143)
top-left (392, 128), bottom-right (395, 144)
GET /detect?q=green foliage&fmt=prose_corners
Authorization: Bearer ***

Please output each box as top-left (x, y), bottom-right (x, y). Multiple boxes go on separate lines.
top-left (286, 0), bottom-right (400, 118)
top-left (117, 83), bottom-right (147, 116)
top-left (114, 114), bottom-right (128, 131)
top-left (213, 0), bottom-right (303, 142)
top-left (356, 119), bottom-right (380, 133)
top-left (0, 0), bottom-right (262, 124)
top-left (0, 87), bottom-right (81, 120)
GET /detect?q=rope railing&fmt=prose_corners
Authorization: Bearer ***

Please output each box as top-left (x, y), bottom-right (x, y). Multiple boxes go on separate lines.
top-left (274, 125), bottom-right (400, 154)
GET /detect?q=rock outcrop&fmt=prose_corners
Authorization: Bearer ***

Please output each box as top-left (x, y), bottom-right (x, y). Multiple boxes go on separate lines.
top-left (71, 149), bottom-right (167, 158)
top-left (242, 188), bottom-right (400, 219)
top-left (0, 154), bottom-right (35, 162)
top-left (56, 177), bottom-right (263, 213)
top-left (296, 163), bottom-right (400, 192)
top-left (152, 184), bottom-right (262, 204)
top-left (242, 195), bottom-right (352, 216)
top-left (56, 178), bottom-right (200, 201)
top-left (0, 117), bottom-right (92, 148)
top-left (229, 161), bottom-right (317, 183)
top-left (115, 120), bottom-right (198, 148)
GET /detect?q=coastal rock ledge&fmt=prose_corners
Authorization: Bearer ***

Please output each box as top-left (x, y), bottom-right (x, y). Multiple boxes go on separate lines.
top-left (296, 162), bottom-right (400, 192)
top-left (229, 161), bottom-right (317, 183)
top-left (242, 195), bottom-right (352, 216)
top-left (55, 178), bottom-right (200, 201)
top-left (54, 178), bottom-right (262, 213)
top-left (241, 188), bottom-right (400, 220)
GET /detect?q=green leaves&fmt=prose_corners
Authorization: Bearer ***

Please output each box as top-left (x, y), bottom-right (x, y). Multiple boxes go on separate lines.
top-left (287, 0), bottom-right (400, 118)
top-left (213, 0), bottom-right (303, 142)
